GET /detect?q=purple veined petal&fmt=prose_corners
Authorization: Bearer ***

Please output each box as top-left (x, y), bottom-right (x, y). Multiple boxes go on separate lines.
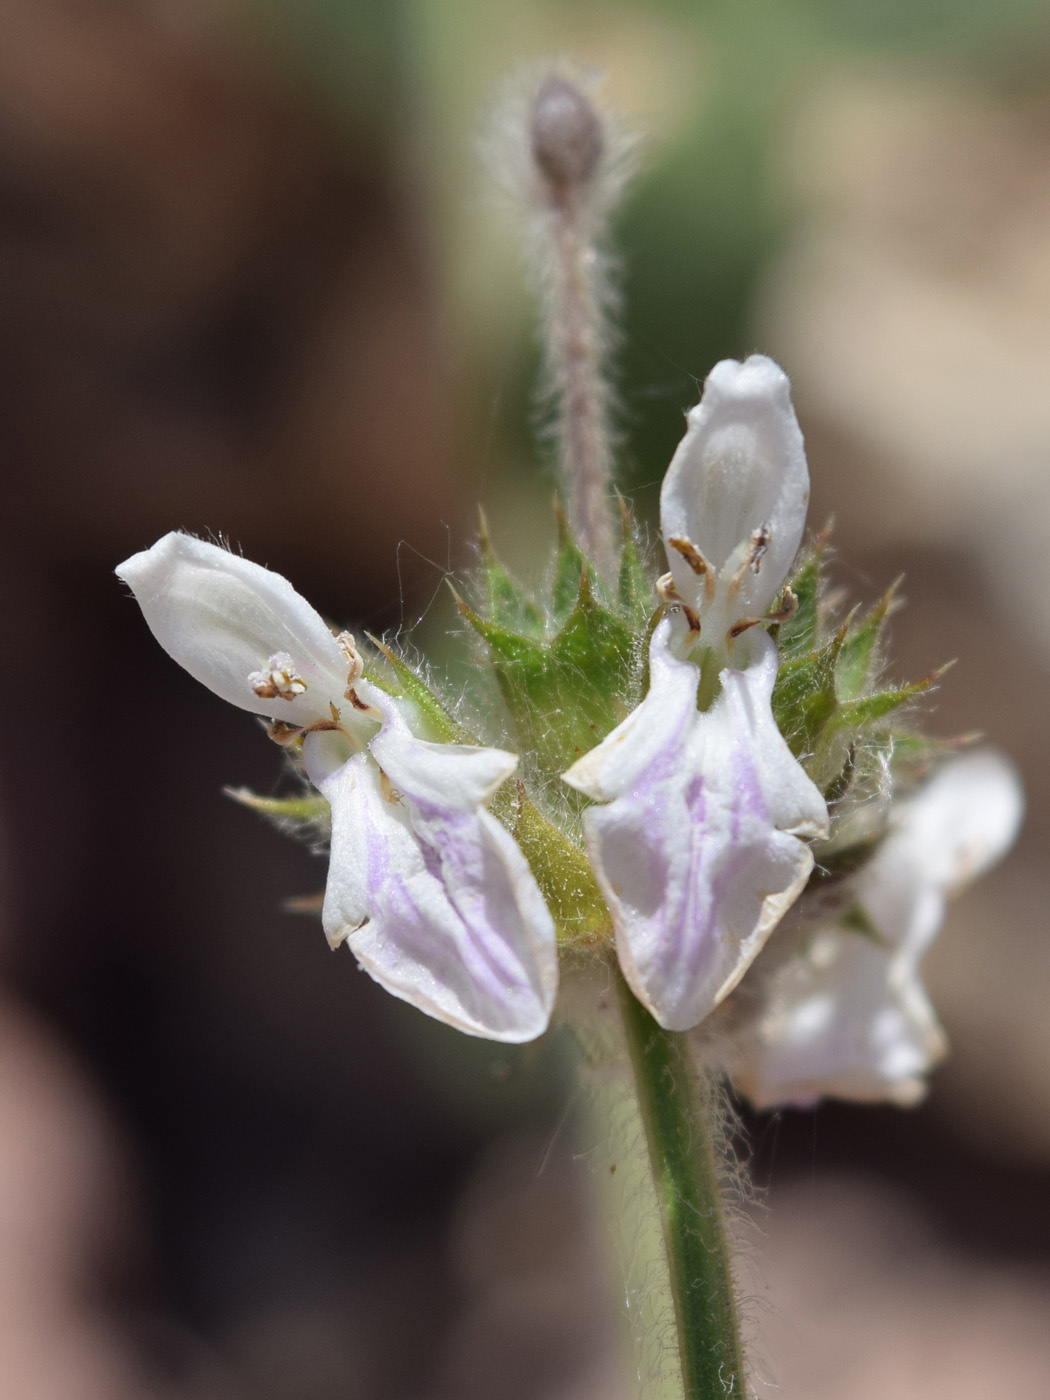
top-left (562, 619), bottom-right (699, 804)
top-left (564, 624), bottom-right (826, 1032)
top-left (721, 630), bottom-right (829, 840)
top-left (660, 355), bottom-right (810, 622)
top-left (304, 714), bottom-right (558, 1044)
top-left (729, 925), bottom-right (947, 1110)
top-left (116, 532), bottom-right (350, 726)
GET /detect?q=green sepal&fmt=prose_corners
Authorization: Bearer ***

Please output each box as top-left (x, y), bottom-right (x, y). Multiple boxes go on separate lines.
top-left (773, 528), bottom-right (829, 661)
top-left (365, 635), bottom-right (476, 745)
top-left (616, 494), bottom-right (653, 626)
top-left (508, 783), bottom-right (609, 943)
top-left (551, 499), bottom-right (595, 625)
top-left (835, 581), bottom-right (899, 702)
top-left (226, 786), bottom-right (330, 833)
top-left (833, 670), bottom-right (941, 734)
top-left (837, 902), bottom-right (889, 946)
top-left (457, 570), bottom-right (638, 777)
top-left (885, 727), bottom-right (976, 780)
top-left (771, 620), bottom-right (847, 761)
top-left (477, 509), bottom-right (546, 639)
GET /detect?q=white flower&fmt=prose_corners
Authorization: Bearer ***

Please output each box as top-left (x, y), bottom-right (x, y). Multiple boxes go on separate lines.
top-left (564, 356), bottom-right (828, 1032)
top-left (117, 533), bottom-right (558, 1043)
top-left (729, 750), bottom-right (1024, 1107)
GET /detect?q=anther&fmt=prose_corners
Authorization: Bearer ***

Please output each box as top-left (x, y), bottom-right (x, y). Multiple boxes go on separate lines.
top-left (747, 524), bottom-right (772, 573)
top-left (249, 653), bottom-right (307, 702)
top-left (336, 631), bottom-right (364, 687)
top-left (265, 720), bottom-right (302, 747)
top-left (765, 588), bottom-right (798, 626)
top-left (656, 571), bottom-right (681, 604)
top-left (728, 617), bottom-right (762, 639)
top-left (667, 535), bottom-right (711, 578)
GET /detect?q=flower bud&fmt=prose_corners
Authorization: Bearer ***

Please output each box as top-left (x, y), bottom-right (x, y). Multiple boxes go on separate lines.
top-left (530, 75), bottom-right (604, 199)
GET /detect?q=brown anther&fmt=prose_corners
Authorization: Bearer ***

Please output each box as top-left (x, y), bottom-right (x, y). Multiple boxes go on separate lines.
top-left (667, 535), bottom-right (710, 577)
top-left (657, 571), bottom-right (700, 634)
top-left (728, 617), bottom-right (762, 639)
top-left (347, 689), bottom-right (371, 712)
top-left (656, 571), bottom-right (681, 604)
top-left (265, 720), bottom-right (302, 747)
top-left (335, 630), bottom-right (364, 686)
top-left (248, 652), bottom-right (308, 703)
top-left (379, 771), bottom-right (401, 806)
top-left (747, 524), bottom-right (772, 573)
top-left (765, 587), bottom-right (798, 625)
top-left (303, 718), bottom-right (343, 735)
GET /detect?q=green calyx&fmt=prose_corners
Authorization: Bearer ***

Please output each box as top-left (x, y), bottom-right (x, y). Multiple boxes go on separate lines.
top-left (769, 528), bottom-right (962, 882)
top-left (461, 501), bottom-right (651, 779)
top-left (771, 533), bottom-right (945, 797)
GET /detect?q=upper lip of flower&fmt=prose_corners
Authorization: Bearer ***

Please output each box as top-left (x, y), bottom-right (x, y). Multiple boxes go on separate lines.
top-left (116, 531), bottom-right (558, 1044)
top-left (658, 354), bottom-right (811, 651)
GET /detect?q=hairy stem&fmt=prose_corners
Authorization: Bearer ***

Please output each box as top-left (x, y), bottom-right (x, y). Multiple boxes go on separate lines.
top-left (549, 194), bottom-right (615, 573)
top-left (616, 973), bottom-right (748, 1399)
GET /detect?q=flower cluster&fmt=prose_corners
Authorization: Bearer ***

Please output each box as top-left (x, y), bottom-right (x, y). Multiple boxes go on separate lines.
top-left (117, 355), bottom-right (1022, 1104)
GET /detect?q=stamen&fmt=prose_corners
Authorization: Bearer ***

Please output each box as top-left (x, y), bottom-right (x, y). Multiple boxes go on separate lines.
top-left (765, 587), bottom-right (798, 626)
top-left (667, 535), bottom-right (716, 605)
top-left (727, 617), bottom-right (762, 640)
top-left (725, 523), bottom-right (774, 611)
top-left (379, 771), bottom-right (402, 806)
top-left (657, 573), bottom-right (700, 634)
top-left (667, 534), bottom-right (710, 576)
top-left (336, 630), bottom-right (364, 687)
top-left (748, 524), bottom-right (772, 573)
top-left (656, 571), bottom-right (681, 603)
top-left (265, 720), bottom-right (302, 747)
top-left (249, 653), bottom-right (307, 702)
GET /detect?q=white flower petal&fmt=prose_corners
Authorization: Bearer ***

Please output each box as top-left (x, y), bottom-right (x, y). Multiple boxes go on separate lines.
top-left (660, 355), bottom-right (809, 621)
top-left (116, 532), bottom-right (349, 725)
top-left (729, 749), bottom-right (1022, 1107)
top-left (307, 705), bottom-right (558, 1043)
top-left (565, 623), bottom-right (826, 1031)
top-left (882, 749), bottom-right (1025, 900)
top-left (731, 927), bottom-right (946, 1109)
top-left (362, 681), bottom-right (518, 810)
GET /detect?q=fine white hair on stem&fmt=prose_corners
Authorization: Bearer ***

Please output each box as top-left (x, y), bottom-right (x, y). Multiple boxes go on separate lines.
top-left (484, 62), bottom-right (637, 576)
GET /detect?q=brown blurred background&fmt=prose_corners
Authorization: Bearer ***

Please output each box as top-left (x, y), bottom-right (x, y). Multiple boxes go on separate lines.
top-left (2, 1), bottom-right (1049, 1397)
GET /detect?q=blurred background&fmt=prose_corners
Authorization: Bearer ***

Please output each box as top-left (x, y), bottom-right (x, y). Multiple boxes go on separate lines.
top-left (2, 1), bottom-right (1049, 1396)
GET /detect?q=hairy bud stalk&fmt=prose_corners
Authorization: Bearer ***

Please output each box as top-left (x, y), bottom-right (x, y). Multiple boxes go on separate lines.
top-left (528, 75), bottom-right (617, 571)
top-left (482, 67), bottom-right (633, 574)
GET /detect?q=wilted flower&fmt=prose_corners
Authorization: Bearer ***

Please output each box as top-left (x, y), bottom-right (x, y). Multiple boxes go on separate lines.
top-left (117, 533), bottom-right (558, 1043)
top-left (726, 749), bottom-right (1024, 1107)
top-left (563, 357), bottom-right (829, 1032)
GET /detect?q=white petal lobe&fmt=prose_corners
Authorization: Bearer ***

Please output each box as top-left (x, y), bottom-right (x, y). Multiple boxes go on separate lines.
top-left (117, 532), bottom-right (349, 724)
top-left (660, 355), bottom-right (809, 621)
top-left (312, 702), bottom-right (557, 1043)
top-left (729, 750), bottom-right (1022, 1108)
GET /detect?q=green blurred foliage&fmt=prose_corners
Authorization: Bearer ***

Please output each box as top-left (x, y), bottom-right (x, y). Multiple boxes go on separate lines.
top-left (230, 0), bottom-right (1050, 515)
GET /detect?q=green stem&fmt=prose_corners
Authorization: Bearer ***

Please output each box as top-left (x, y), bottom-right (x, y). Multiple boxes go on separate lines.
top-left (616, 973), bottom-right (747, 1400)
